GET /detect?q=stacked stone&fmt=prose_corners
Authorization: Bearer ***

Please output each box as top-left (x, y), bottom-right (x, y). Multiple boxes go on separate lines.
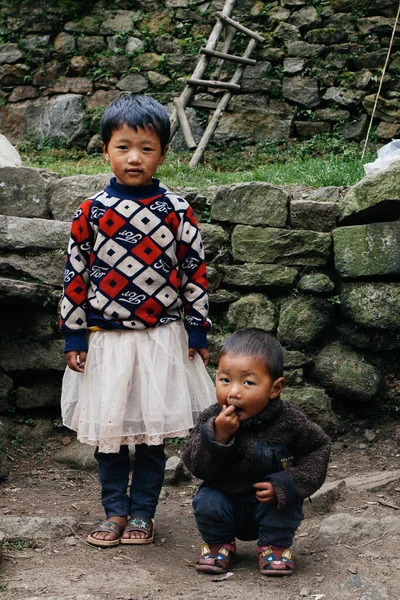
top-left (0, 0), bottom-right (400, 148)
top-left (1, 163), bottom-right (400, 451)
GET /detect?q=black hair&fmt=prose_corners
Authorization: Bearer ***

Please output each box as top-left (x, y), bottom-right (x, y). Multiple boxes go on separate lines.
top-left (219, 328), bottom-right (284, 380)
top-left (100, 95), bottom-right (170, 151)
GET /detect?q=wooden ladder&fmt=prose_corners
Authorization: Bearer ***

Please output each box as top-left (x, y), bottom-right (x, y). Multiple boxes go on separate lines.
top-left (169, 0), bottom-right (264, 168)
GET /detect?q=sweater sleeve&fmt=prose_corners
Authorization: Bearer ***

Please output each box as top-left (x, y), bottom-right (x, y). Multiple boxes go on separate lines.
top-left (59, 200), bottom-right (94, 352)
top-left (267, 415), bottom-right (331, 510)
top-left (175, 205), bottom-right (211, 348)
top-left (181, 405), bottom-right (235, 479)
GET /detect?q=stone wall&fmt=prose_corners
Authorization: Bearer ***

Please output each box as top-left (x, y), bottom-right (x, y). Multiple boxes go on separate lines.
top-left (1, 0), bottom-right (400, 149)
top-left (1, 163), bottom-right (400, 438)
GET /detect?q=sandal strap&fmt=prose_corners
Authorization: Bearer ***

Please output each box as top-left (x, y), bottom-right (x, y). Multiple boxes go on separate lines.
top-left (91, 520), bottom-right (124, 537)
top-left (124, 517), bottom-right (153, 536)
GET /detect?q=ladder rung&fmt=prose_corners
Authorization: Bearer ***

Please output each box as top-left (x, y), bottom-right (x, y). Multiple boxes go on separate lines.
top-left (200, 47), bottom-right (257, 66)
top-left (187, 78), bottom-right (241, 91)
top-left (216, 12), bottom-right (265, 43)
top-left (190, 99), bottom-right (233, 111)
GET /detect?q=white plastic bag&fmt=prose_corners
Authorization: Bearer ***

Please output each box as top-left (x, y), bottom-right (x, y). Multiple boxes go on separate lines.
top-left (363, 139), bottom-right (400, 176)
top-left (0, 133), bottom-right (21, 167)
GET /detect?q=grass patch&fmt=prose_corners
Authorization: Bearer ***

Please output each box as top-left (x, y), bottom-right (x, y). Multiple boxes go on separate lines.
top-left (3, 540), bottom-right (39, 550)
top-left (19, 135), bottom-right (377, 189)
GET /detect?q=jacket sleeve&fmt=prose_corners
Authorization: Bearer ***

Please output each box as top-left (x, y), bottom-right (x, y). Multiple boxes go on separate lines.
top-left (267, 416), bottom-right (331, 510)
top-left (181, 406), bottom-right (235, 480)
top-left (59, 200), bottom-right (94, 352)
top-left (175, 204), bottom-right (211, 348)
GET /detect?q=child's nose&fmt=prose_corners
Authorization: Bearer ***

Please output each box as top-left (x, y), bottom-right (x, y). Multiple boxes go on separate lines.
top-left (128, 150), bottom-right (141, 163)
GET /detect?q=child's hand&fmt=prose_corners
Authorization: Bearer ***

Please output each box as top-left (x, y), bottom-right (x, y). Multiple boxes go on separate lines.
top-left (66, 350), bottom-right (87, 373)
top-left (214, 404), bottom-right (239, 444)
top-left (253, 481), bottom-right (277, 505)
top-left (188, 347), bottom-right (209, 366)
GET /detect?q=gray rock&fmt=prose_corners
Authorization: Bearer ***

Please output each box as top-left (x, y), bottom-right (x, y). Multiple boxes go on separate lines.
top-left (0, 251), bottom-right (65, 287)
top-left (125, 37), bottom-right (145, 54)
top-left (116, 73), bottom-right (148, 93)
top-left (0, 420), bottom-right (8, 479)
top-left (232, 226), bottom-right (331, 266)
top-left (24, 95), bottom-right (88, 148)
top-left (221, 263), bottom-right (298, 290)
top-left (0, 215), bottom-right (70, 250)
top-left (283, 58), bottom-right (305, 74)
top-left (290, 199), bottom-right (339, 231)
top-left (282, 76), bottom-right (320, 108)
top-left (309, 480), bottom-right (346, 514)
top-left (305, 27), bottom-right (348, 45)
top-left (0, 339), bottom-right (65, 372)
top-left (101, 10), bottom-right (141, 34)
top-left (147, 71), bottom-right (171, 89)
top-left (340, 282), bottom-right (400, 331)
top-left (297, 273), bottom-right (335, 294)
top-left (16, 376), bottom-right (63, 409)
top-left (199, 223), bottom-right (228, 259)
top-left (273, 22), bottom-right (301, 42)
top-left (227, 293), bottom-right (277, 332)
top-left (53, 32), bottom-right (76, 54)
top-left (241, 62), bottom-right (273, 93)
top-left (340, 113), bottom-right (368, 141)
top-left (286, 41), bottom-right (324, 58)
top-left (313, 342), bottom-right (381, 402)
top-left (0, 308), bottom-right (56, 343)
top-left (314, 108), bottom-right (351, 122)
top-left (317, 513), bottom-right (400, 546)
top-left (339, 160), bottom-right (400, 225)
top-left (289, 6), bottom-right (320, 29)
top-left (307, 187), bottom-right (341, 202)
top-left (0, 166), bottom-right (58, 218)
top-left (281, 386), bottom-right (338, 432)
top-left (168, 106), bottom-right (204, 152)
top-left (164, 456), bottom-right (190, 484)
top-left (0, 516), bottom-right (79, 540)
top-left (209, 289), bottom-right (240, 304)
top-left (334, 221), bottom-right (400, 278)
top-left (284, 368), bottom-right (304, 386)
top-left (211, 182), bottom-right (288, 227)
top-left (295, 121), bottom-right (331, 138)
top-left (323, 87), bottom-right (360, 109)
top-left (0, 278), bottom-right (59, 306)
top-left (50, 173), bottom-right (111, 221)
top-left (77, 35), bottom-right (105, 54)
top-left (345, 575), bottom-right (389, 600)
top-left (278, 295), bottom-right (333, 349)
top-left (0, 43), bottom-right (23, 64)
top-left (54, 441), bottom-right (97, 471)
top-left (207, 333), bottom-right (227, 365)
top-left (283, 350), bottom-right (312, 368)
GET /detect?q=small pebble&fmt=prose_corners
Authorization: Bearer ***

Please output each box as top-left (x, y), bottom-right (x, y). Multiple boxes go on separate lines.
top-left (64, 536), bottom-right (77, 546)
top-left (299, 587), bottom-right (310, 597)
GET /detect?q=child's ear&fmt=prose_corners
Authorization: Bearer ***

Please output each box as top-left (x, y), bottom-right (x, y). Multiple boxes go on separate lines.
top-left (159, 144), bottom-right (169, 165)
top-left (271, 377), bottom-right (285, 399)
top-left (101, 141), bottom-right (109, 161)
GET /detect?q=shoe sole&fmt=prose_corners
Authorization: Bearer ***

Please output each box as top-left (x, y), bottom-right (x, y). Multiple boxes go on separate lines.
top-left (120, 518), bottom-right (155, 545)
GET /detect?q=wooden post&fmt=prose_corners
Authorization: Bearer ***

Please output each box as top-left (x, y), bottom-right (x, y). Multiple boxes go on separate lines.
top-left (189, 38), bottom-right (258, 168)
top-left (169, 0), bottom-right (237, 138)
top-left (212, 25), bottom-right (235, 80)
top-left (173, 97), bottom-right (197, 150)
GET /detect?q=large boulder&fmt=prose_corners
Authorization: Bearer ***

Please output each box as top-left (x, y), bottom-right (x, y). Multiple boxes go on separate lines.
top-left (0, 167), bottom-right (58, 218)
top-left (0, 95), bottom-right (88, 147)
top-left (0, 215), bottom-right (70, 250)
top-left (50, 173), bottom-right (111, 221)
top-left (0, 340), bottom-right (65, 372)
top-left (333, 221), bottom-right (400, 278)
top-left (339, 160), bottom-right (400, 225)
top-left (232, 225), bottom-right (331, 266)
top-left (340, 282), bottom-right (400, 331)
top-left (211, 182), bottom-right (288, 227)
top-left (278, 295), bottom-right (334, 349)
top-left (0, 251), bottom-right (65, 287)
top-left (227, 293), bottom-right (277, 332)
top-left (281, 386), bottom-right (338, 432)
top-left (198, 223), bottom-right (229, 259)
top-left (313, 342), bottom-right (381, 402)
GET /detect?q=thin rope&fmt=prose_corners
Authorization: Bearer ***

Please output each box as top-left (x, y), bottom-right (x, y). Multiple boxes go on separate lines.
top-left (361, 1), bottom-right (400, 160)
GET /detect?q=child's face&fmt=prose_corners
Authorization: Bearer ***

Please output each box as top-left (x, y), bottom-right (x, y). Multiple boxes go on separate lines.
top-left (216, 353), bottom-right (284, 421)
top-left (102, 124), bottom-right (167, 187)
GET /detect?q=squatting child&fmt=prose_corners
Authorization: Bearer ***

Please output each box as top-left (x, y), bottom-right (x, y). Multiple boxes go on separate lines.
top-left (182, 328), bottom-right (331, 576)
top-left (60, 94), bottom-right (215, 547)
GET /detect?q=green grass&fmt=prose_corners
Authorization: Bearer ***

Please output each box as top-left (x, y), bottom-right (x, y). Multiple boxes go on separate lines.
top-left (19, 135), bottom-right (377, 190)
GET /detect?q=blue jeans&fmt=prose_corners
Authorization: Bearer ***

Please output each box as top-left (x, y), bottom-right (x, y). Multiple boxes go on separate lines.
top-left (94, 444), bottom-right (166, 519)
top-left (192, 485), bottom-right (304, 548)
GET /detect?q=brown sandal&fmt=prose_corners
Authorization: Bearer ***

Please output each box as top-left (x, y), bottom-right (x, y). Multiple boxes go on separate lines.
top-left (258, 545), bottom-right (294, 576)
top-left (87, 519), bottom-right (125, 548)
top-left (120, 517), bottom-right (155, 545)
top-left (195, 542), bottom-right (236, 574)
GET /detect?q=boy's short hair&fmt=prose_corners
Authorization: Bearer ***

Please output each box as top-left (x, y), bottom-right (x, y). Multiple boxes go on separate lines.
top-left (219, 328), bottom-right (284, 380)
top-left (100, 94), bottom-right (170, 151)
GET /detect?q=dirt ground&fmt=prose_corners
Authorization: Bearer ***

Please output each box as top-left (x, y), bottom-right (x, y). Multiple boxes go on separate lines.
top-left (1, 418), bottom-right (400, 600)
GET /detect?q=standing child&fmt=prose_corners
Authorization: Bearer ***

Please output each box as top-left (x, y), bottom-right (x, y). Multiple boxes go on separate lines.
top-left (182, 328), bottom-right (331, 576)
top-left (60, 95), bottom-right (214, 547)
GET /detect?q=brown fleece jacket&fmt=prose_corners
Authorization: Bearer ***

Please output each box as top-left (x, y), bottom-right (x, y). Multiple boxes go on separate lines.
top-left (181, 397), bottom-right (331, 510)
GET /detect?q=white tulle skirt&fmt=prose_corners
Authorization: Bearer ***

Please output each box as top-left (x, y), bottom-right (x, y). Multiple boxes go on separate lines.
top-left (61, 321), bottom-right (215, 453)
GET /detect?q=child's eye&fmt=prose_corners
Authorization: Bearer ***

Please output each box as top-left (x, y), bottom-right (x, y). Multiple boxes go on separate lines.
top-left (143, 147), bottom-right (154, 152)
top-left (244, 380), bottom-right (256, 386)
top-left (117, 145), bottom-right (128, 150)
top-left (218, 377), bottom-right (230, 384)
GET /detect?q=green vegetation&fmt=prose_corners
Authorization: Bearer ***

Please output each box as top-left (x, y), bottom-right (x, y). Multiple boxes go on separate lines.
top-left (19, 135), bottom-right (377, 190)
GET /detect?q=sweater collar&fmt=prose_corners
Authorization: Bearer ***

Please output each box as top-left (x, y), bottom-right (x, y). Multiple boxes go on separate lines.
top-left (240, 396), bottom-right (283, 429)
top-left (105, 177), bottom-right (165, 200)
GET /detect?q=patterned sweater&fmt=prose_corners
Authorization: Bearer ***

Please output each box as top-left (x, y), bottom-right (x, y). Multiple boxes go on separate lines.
top-left (181, 398), bottom-right (331, 510)
top-left (60, 178), bottom-right (210, 352)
